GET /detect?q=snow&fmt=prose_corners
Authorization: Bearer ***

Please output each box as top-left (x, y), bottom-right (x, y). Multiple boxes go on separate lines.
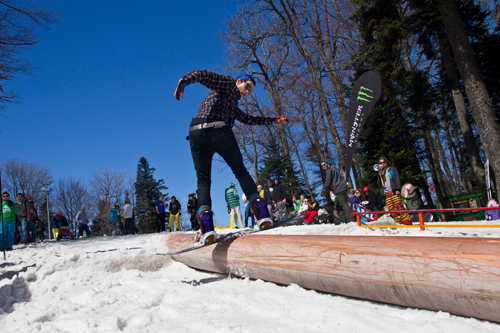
top-left (1, 222), bottom-right (500, 332)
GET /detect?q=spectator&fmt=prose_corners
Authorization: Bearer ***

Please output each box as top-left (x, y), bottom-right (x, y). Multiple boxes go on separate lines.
top-left (485, 199), bottom-right (500, 221)
top-left (290, 194), bottom-right (302, 216)
top-left (1, 192), bottom-right (17, 251)
top-left (110, 204), bottom-right (121, 235)
top-left (377, 157), bottom-right (412, 225)
top-left (76, 207), bottom-right (91, 238)
top-left (273, 178), bottom-right (287, 221)
top-left (56, 212), bottom-right (74, 240)
top-left (363, 187), bottom-right (382, 211)
top-left (303, 197), bottom-right (319, 225)
top-left (27, 200), bottom-right (38, 242)
top-left (264, 179), bottom-right (275, 219)
top-left (320, 160), bottom-right (355, 223)
top-left (16, 193), bottom-right (30, 244)
top-left (401, 183), bottom-right (420, 211)
top-left (350, 189), bottom-right (362, 205)
top-left (257, 185), bottom-right (264, 199)
top-left (123, 200), bottom-right (134, 235)
top-left (242, 194), bottom-right (254, 228)
top-left (169, 196), bottom-right (181, 232)
top-left (226, 183), bottom-right (244, 228)
top-left (50, 214), bottom-right (59, 240)
top-left (187, 193), bottom-right (199, 231)
top-left (155, 195), bottom-right (166, 232)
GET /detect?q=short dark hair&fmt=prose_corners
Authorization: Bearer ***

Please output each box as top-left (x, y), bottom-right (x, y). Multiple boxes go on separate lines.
top-left (2, 191), bottom-right (9, 196)
top-left (17, 193), bottom-right (25, 197)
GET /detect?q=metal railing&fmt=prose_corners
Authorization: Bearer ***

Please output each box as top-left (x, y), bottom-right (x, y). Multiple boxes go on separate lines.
top-left (351, 207), bottom-right (500, 230)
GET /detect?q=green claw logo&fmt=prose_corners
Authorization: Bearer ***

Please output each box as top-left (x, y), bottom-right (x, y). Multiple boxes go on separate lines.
top-left (357, 86), bottom-right (374, 102)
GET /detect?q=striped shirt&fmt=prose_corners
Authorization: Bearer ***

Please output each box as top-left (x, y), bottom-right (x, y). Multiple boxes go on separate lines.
top-left (180, 69), bottom-right (275, 127)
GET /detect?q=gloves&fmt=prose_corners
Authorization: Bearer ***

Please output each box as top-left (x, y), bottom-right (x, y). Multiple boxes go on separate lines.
top-left (174, 79), bottom-right (186, 100)
top-left (275, 116), bottom-right (289, 124)
top-left (320, 190), bottom-right (326, 197)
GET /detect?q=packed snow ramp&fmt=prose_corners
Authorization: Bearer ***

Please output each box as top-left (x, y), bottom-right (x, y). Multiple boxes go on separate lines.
top-left (162, 233), bottom-right (500, 323)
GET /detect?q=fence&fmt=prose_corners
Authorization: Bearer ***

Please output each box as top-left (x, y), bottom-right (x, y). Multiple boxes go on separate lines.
top-left (351, 207), bottom-right (500, 230)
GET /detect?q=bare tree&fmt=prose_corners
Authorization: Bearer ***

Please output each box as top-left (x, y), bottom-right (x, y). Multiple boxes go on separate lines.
top-left (0, 0), bottom-right (57, 110)
top-left (2, 157), bottom-right (52, 203)
top-left (52, 177), bottom-right (93, 234)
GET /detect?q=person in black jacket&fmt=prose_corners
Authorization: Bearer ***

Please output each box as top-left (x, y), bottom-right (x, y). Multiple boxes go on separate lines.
top-left (362, 187), bottom-right (382, 212)
top-left (272, 178), bottom-right (287, 221)
top-left (187, 193), bottom-right (199, 231)
top-left (320, 160), bottom-right (354, 223)
top-left (263, 179), bottom-right (275, 220)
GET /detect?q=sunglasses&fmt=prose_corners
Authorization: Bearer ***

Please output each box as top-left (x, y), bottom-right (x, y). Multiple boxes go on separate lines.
top-left (379, 162), bottom-right (386, 164)
top-left (245, 82), bottom-right (253, 94)
top-left (2, 195), bottom-right (9, 197)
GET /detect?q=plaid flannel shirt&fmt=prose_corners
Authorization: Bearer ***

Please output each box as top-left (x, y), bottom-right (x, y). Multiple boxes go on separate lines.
top-left (181, 69), bottom-right (275, 127)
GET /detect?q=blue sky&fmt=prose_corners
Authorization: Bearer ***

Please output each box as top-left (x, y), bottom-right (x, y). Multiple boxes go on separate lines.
top-left (2, 1), bottom-right (253, 226)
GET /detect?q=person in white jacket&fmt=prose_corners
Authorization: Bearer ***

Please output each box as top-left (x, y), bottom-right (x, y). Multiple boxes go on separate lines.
top-left (123, 200), bottom-right (134, 235)
top-left (76, 207), bottom-right (91, 238)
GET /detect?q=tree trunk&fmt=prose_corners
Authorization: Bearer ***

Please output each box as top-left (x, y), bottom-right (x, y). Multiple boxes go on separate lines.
top-left (436, 22), bottom-right (488, 200)
top-left (437, 0), bottom-right (500, 198)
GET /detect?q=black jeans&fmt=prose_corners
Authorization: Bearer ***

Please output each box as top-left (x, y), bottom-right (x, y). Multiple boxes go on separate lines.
top-left (124, 218), bottom-right (134, 234)
top-left (189, 125), bottom-right (258, 208)
top-left (78, 224), bottom-right (91, 237)
top-left (156, 213), bottom-right (165, 232)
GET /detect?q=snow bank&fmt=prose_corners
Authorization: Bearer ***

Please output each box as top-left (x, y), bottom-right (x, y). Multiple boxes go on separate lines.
top-left (1, 225), bottom-right (499, 332)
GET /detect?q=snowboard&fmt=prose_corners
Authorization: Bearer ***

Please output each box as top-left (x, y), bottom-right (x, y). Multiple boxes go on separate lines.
top-left (158, 213), bottom-right (307, 256)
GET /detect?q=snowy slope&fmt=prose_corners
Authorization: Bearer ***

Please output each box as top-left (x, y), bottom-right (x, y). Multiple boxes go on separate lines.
top-left (1, 223), bottom-right (499, 332)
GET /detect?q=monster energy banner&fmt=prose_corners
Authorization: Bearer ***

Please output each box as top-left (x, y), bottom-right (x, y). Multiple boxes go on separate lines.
top-left (345, 71), bottom-right (382, 179)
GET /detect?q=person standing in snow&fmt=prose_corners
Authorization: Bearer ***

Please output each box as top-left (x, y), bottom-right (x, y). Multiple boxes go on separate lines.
top-left (155, 196), bottom-right (166, 232)
top-left (272, 178), bottom-right (287, 221)
top-left (168, 196), bottom-right (181, 232)
top-left (76, 207), bottom-right (91, 238)
top-left (377, 157), bottom-right (412, 225)
top-left (320, 160), bottom-right (354, 223)
top-left (225, 183), bottom-right (243, 228)
top-left (174, 69), bottom-right (288, 245)
top-left (123, 200), bottom-right (134, 235)
top-left (1, 192), bottom-right (18, 251)
top-left (110, 204), bottom-right (121, 236)
top-left (187, 193), bottom-right (199, 231)
top-left (16, 193), bottom-right (31, 244)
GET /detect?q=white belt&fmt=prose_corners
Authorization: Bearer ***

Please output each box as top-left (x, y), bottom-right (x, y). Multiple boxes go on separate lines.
top-left (189, 121), bottom-right (227, 131)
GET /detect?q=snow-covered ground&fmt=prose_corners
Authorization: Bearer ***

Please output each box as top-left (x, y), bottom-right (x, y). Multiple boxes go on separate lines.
top-left (1, 221), bottom-right (500, 332)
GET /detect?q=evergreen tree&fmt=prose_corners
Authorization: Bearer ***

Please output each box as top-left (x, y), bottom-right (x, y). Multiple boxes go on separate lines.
top-left (134, 157), bottom-right (169, 233)
top-left (257, 139), bottom-right (306, 205)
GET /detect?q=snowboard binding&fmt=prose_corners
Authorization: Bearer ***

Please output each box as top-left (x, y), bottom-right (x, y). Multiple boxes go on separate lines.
top-left (249, 195), bottom-right (273, 231)
top-left (193, 206), bottom-right (217, 247)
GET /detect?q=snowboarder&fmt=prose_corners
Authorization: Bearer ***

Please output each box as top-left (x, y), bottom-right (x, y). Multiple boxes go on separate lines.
top-left (174, 69), bottom-right (288, 245)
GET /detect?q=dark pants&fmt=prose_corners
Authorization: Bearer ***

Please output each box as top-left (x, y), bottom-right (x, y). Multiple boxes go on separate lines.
top-left (190, 212), bottom-right (199, 230)
top-left (335, 192), bottom-right (355, 223)
top-left (78, 224), bottom-right (91, 237)
top-left (189, 126), bottom-right (258, 208)
top-left (124, 218), bottom-right (134, 234)
top-left (156, 213), bottom-right (165, 232)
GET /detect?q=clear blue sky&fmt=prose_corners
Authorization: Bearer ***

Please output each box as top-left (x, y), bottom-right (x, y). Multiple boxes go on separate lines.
top-left (2, 1), bottom-right (252, 226)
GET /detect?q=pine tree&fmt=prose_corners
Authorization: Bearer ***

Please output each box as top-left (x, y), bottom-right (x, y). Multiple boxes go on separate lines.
top-left (257, 140), bottom-right (306, 206)
top-left (134, 157), bottom-right (169, 233)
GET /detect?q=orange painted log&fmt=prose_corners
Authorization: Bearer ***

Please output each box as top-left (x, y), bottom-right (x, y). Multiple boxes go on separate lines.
top-left (162, 233), bottom-right (500, 323)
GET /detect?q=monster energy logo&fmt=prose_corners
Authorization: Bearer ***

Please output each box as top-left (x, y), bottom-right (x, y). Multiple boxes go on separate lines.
top-left (357, 86), bottom-right (374, 102)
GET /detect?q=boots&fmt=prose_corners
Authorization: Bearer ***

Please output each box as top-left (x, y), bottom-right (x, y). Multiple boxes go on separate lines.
top-left (193, 206), bottom-right (217, 246)
top-left (249, 195), bottom-right (273, 230)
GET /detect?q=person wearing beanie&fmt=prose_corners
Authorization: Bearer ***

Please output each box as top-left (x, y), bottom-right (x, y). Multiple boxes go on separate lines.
top-left (174, 69), bottom-right (289, 245)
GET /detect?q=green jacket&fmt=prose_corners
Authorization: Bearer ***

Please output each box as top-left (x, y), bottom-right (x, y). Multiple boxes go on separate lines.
top-left (2, 200), bottom-right (18, 222)
top-left (225, 184), bottom-right (240, 208)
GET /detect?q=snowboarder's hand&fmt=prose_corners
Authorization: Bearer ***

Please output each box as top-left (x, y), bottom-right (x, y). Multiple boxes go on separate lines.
top-left (275, 116), bottom-right (289, 124)
top-left (174, 79), bottom-right (186, 100)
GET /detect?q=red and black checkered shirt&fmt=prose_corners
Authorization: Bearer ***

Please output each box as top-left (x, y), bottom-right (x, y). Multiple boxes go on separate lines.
top-left (181, 69), bottom-right (275, 127)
